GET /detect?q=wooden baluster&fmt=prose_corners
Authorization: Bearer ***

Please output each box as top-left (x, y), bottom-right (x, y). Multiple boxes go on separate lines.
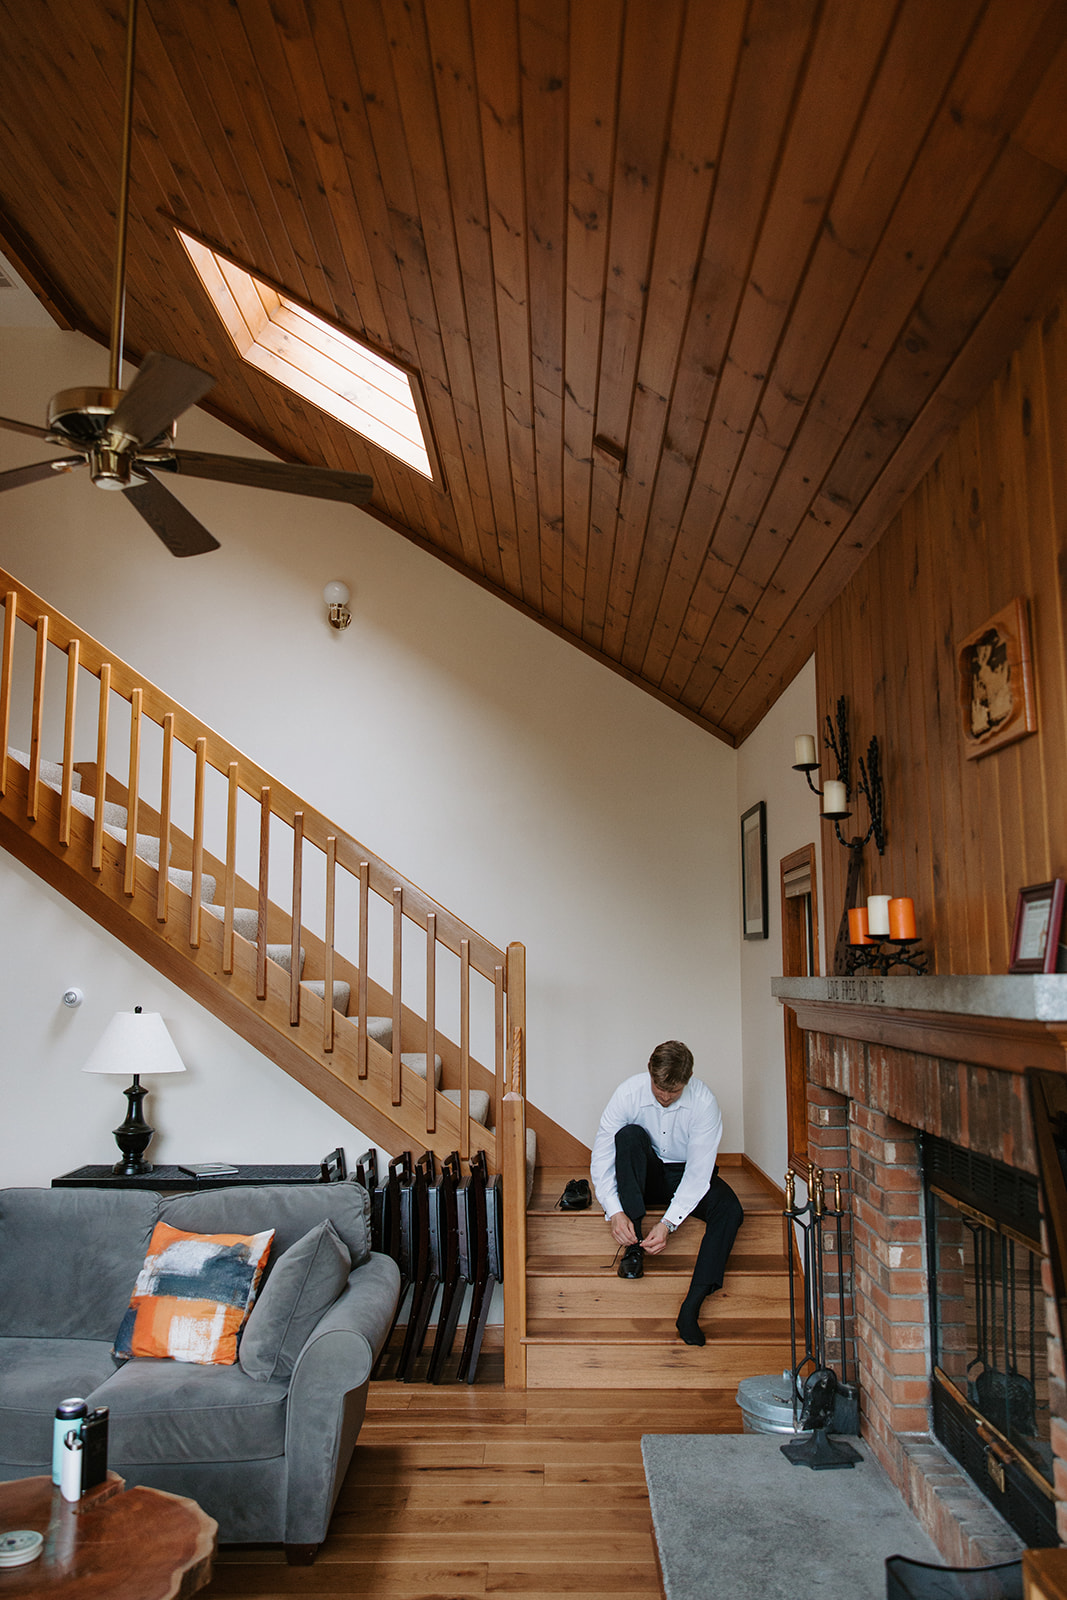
top-left (92, 666), bottom-right (110, 871)
top-left (507, 941), bottom-right (526, 1097)
top-left (460, 938), bottom-right (471, 1161)
top-left (0, 591), bottom-right (16, 796)
top-left (257, 787), bottom-right (270, 1000)
top-left (123, 687), bottom-right (141, 896)
top-left (392, 886), bottom-right (403, 1106)
top-left (502, 1058), bottom-right (528, 1390)
top-left (59, 640), bottom-right (78, 846)
top-left (189, 736), bottom-right (206, 948)
top-left (425, 912), bottom-right (436, 1134)
top-left (290, 811), bottom-right (304, 1027)
top-left (494, 963), bottom-right (505, 1132)
top-left (27, 614), bottom-right (47, 821)
top-left (156, 712), bottom-right (173, 922)
top-left (357, 861), bottom-right (370, 1079)
top-left (223, 763), bottom-right (238, 973)
top-left (323, 837), bottom-right (336, 1052)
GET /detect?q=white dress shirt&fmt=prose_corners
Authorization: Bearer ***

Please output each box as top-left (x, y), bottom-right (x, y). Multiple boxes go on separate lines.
top-left (590, 1072), bottom-right (723, 1230)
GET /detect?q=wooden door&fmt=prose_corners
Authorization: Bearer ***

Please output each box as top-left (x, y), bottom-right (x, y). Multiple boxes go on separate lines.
top-left (781, 845), bottom-right (819, 1165)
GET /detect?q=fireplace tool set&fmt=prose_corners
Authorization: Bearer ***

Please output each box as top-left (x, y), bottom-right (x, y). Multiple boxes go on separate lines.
top-left (356, 1147), bottom-right (502, 1384)
top-left (782, 1162), bottom-right (862, 1469)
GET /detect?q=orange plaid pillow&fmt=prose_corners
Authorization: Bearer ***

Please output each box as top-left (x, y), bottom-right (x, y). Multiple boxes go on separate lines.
top-left (114, 1221), bottom-right (274, 1365)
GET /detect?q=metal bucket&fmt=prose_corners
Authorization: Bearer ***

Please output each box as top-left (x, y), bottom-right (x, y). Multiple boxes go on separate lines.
top-left (736, 1373), bottom-right (806, 1436)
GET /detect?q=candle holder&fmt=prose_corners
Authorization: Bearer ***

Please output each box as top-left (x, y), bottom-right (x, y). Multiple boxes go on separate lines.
top-left (846, 937), bottom-right (929, 977)
top-left (793, 696), bottom-right (888, 975)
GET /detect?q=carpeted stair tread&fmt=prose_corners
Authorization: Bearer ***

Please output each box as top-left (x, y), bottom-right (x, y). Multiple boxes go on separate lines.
top-left (345, 1016), bottom-right (394, 1046)
top-left (166, 868), bottom-right (216, 903)
top-left (442, 1088), bottom-right (491, 1125)
top-left (401, 1053), bottom-right (443, 1085)
top-left (7, 747), bottom-right (82, 793)
top-left (201, 903), bottom-right (260, 940)
top-left (267, 944), bottom-right (305, 976)
top-left (302, 978), bottom-right (352, 1015)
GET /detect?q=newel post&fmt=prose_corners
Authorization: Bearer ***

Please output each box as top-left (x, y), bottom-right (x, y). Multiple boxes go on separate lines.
top-left (503, 941), bottom-right (527, 1388)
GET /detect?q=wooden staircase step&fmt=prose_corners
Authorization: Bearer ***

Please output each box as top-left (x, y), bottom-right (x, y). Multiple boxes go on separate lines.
top-left (526, 1251), bottom-right (786, 1276)
top-left (523, 1331), bottom-right (793, 1389)
top-left (525, 1209), bottom-right (786, 1255)
top-left (527, 1275), bottom-right (791, 1320)
top-left (529, 1161), bottom-right (783, 1212)
top-left (526, 1314), bottom-right (792, 1339)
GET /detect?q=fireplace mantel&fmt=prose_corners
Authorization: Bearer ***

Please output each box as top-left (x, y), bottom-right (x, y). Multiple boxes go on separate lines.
top-left (772, 975), bottom-right (1067, 1073)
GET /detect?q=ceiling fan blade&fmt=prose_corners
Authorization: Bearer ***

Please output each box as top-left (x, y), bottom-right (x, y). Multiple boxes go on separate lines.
top-left (0, 457), bottom-right (85, 493)
top-left (167, 449), bottom-right (375, 505)
top-left (107, 352), bottom-right (216, 450)
top-left (0, 415), bottom-right (54, 442)
top-left (123, 469), bottom-right (220, 558)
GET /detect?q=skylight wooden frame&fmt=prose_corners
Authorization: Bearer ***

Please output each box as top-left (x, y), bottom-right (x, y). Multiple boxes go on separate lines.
top-left (174, 226), bottom-right (441, 486)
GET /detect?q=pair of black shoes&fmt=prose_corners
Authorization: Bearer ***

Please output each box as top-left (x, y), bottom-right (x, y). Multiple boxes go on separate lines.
top-left (557, 1178), bottom-right (591, 1211)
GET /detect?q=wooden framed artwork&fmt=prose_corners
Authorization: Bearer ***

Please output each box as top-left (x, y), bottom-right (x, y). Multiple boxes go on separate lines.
top-left (1009, 879), bottom-right (1066, 974)
top-left (741, 801), bottom-right (768, 941)
top-left (957, 597), bottom-right (1037, 760)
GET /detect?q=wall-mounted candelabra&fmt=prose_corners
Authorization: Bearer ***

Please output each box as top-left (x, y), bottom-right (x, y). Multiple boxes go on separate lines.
top-left (793, 697), bottom-right (927, 977)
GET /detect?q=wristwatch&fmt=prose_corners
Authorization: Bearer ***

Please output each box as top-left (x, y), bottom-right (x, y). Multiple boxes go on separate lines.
top-left (664, 1220), bottom-right (677, 1234)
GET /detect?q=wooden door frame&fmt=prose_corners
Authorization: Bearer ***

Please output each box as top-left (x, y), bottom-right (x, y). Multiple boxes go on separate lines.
top-left (781, 844), bottom-right (820, 1167)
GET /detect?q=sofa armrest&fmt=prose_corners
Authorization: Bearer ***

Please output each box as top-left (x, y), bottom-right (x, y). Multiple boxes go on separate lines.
top-left (283, 1250), bottom-right (401, 1546)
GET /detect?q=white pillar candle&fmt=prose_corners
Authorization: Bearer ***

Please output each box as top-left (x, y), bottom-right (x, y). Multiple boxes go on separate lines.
top-left (867, 894), bottom-right (891, 937)
top-left (794, 734), bottom-right (817, 767)
top-left (822, 779), bottom-right (847, 815)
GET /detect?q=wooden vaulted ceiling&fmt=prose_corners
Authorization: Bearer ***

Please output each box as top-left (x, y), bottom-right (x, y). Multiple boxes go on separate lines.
top-left (1, 0), bottom-right (1067, 745)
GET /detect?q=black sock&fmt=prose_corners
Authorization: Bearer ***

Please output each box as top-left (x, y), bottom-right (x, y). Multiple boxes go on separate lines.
top-left (676, 1292), bottom-right (707, 1347)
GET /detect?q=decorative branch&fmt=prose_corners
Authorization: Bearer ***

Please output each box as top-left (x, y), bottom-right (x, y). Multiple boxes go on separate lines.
top-left (823, 695), bottom-right (851, 798)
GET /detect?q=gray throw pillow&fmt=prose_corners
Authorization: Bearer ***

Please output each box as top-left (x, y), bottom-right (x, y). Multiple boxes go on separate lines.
top-left (238, 1219), bottom-right (351, 1383)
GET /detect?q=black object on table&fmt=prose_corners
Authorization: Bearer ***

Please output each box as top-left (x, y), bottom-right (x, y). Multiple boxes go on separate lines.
top-left (52, 1164), bottom-right (327, 1191)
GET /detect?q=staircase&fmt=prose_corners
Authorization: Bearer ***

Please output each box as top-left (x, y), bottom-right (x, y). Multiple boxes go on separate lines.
top-left (524, 1162), bottom-right (793, 1388)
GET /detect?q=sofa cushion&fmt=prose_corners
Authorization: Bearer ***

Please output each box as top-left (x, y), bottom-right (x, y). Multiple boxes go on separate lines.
top-left (158, 1180), bottom-right (371, 1268)
top-left (0, 1337), bottom-right (120, 1466)
top-left (0, 1188), bottom-right (158, 1341)
top-left (114, 1223), bottom-right (273, 1366)
top-left (239, 1221), bottom-right (351, 1383)
top-left (89, 1356), bottom-right (289, 1463)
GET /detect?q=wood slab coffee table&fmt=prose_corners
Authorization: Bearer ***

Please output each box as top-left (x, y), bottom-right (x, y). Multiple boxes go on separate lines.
top-left (0, 1474), bottom-right (216, 1599)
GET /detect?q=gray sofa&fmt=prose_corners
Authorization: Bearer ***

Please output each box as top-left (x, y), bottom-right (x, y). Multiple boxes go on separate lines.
top-left (0, 1180), bottom-right (400, 1562)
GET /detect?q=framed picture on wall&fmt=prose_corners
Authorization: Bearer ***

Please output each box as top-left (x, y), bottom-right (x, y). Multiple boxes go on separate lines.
top-left (1009, 879), bottom-right (1066, 973)
top-left (957, 597), bottom-right (1037, 760)
top-left (741, 801), bottom-right (768, 941)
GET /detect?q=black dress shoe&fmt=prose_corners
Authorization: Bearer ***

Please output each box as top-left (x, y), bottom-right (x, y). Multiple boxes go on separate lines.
top-left (558, 1178), bottom-right (591, 1211)
top-left (617, 1243), bottom-right (644, 1279)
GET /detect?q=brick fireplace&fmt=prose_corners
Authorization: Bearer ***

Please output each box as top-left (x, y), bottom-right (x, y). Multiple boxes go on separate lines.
top-left (775, 975), bottom-right (1067, 1566)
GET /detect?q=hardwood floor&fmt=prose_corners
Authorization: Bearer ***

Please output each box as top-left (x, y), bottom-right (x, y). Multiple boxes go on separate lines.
top-left (200, 1377), bottom-right (745, 1598)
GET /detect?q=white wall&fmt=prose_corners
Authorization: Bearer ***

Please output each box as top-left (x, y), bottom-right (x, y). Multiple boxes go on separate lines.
top-left (736, 658), bottom-right (822, 1186)
top-left (0, 326), bottom-right (744, 1184)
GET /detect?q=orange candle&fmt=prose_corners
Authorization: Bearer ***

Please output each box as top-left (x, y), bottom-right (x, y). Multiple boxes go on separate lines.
top-left (848, 906), bottom-right (873, 945)
top-left (888, 896), bottom-right (917, 940)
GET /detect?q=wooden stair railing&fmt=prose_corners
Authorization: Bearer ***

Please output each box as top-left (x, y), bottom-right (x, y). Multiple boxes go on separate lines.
top-left (0, 572), bottom-right (525, 1174)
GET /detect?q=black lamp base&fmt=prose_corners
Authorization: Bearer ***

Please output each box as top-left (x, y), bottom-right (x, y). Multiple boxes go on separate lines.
top-left (112, 1075), bottom-right (154, 1176)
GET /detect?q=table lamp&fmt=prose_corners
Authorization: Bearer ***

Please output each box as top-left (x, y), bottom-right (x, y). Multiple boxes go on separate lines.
top-left (82, 1006), bottom-right (186, 1175)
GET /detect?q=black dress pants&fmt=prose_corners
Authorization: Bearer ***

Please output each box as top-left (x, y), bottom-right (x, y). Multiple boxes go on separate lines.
top-left (614, 1124), bottom-right (744, 1296)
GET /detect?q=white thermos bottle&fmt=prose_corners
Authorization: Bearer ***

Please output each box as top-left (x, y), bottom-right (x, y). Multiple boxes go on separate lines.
top-left (60, 1430), bottom-right (83, 1503)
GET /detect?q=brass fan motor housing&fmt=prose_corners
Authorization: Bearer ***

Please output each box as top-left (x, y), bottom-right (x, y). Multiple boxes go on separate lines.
top-left (46, 387), bottom-right (175, 452)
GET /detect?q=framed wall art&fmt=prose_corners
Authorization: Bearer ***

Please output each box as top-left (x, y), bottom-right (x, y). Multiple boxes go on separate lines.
top-left (741, 800), bottom-right (768, 941)
top-left (957, 597), bottom-right (1037, 760)
top-left (1009, 879), bottom-right (1066, 974)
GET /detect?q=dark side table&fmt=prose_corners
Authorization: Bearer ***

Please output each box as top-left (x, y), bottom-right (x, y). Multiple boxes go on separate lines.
top-left (52, 1164), bottom-right (326, 1192)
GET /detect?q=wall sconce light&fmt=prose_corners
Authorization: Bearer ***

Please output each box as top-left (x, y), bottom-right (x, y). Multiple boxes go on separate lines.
top-left (323, 580), bottom-right (352, 631)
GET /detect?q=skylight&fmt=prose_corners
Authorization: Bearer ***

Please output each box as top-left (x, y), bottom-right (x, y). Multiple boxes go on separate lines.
top-left (176, 229), bottom-right (435, 480)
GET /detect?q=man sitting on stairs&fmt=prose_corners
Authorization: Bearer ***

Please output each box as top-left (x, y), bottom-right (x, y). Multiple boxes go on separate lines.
top-left (590, 1040), bottom-right (744, 1347)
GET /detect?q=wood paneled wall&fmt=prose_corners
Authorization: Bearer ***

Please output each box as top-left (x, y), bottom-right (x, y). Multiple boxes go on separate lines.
top-left (815, 291), bottom-right (1067, 975)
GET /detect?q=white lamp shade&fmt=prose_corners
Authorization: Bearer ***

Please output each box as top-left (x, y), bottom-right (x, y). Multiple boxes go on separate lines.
top-left (82, 1011), bottom-right (186, 1077)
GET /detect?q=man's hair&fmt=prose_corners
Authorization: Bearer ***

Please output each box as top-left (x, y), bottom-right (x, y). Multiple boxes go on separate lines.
top-left (648, 1040), bottom-right (694, 1090)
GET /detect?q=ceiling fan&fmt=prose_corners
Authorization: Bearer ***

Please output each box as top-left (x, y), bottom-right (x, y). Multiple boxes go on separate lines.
top-left (0, 0), bottom-right (373, 557)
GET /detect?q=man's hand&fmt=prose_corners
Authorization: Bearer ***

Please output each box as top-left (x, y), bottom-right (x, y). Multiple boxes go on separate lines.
top-left (641, 1221), bottom-right (671, 1256)
top-left (609, 1212), bottom-right (638, 1247)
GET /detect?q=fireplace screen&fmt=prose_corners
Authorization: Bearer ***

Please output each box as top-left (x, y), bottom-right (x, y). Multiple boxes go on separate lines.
top-left (924, 1135), bottom-right (1056, 1548)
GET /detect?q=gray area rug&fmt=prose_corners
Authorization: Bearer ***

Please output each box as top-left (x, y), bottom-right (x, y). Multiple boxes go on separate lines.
top-left (643, 1432), bottom-right (941, 1600)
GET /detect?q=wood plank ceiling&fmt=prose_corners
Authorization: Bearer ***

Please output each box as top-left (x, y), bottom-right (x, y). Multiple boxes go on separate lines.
top-left (1, 0), bottom-right (1066, 744)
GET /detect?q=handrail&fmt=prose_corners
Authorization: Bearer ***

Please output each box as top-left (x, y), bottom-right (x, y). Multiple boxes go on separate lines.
top-left (0, 570), bottom-right (525, 1174)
